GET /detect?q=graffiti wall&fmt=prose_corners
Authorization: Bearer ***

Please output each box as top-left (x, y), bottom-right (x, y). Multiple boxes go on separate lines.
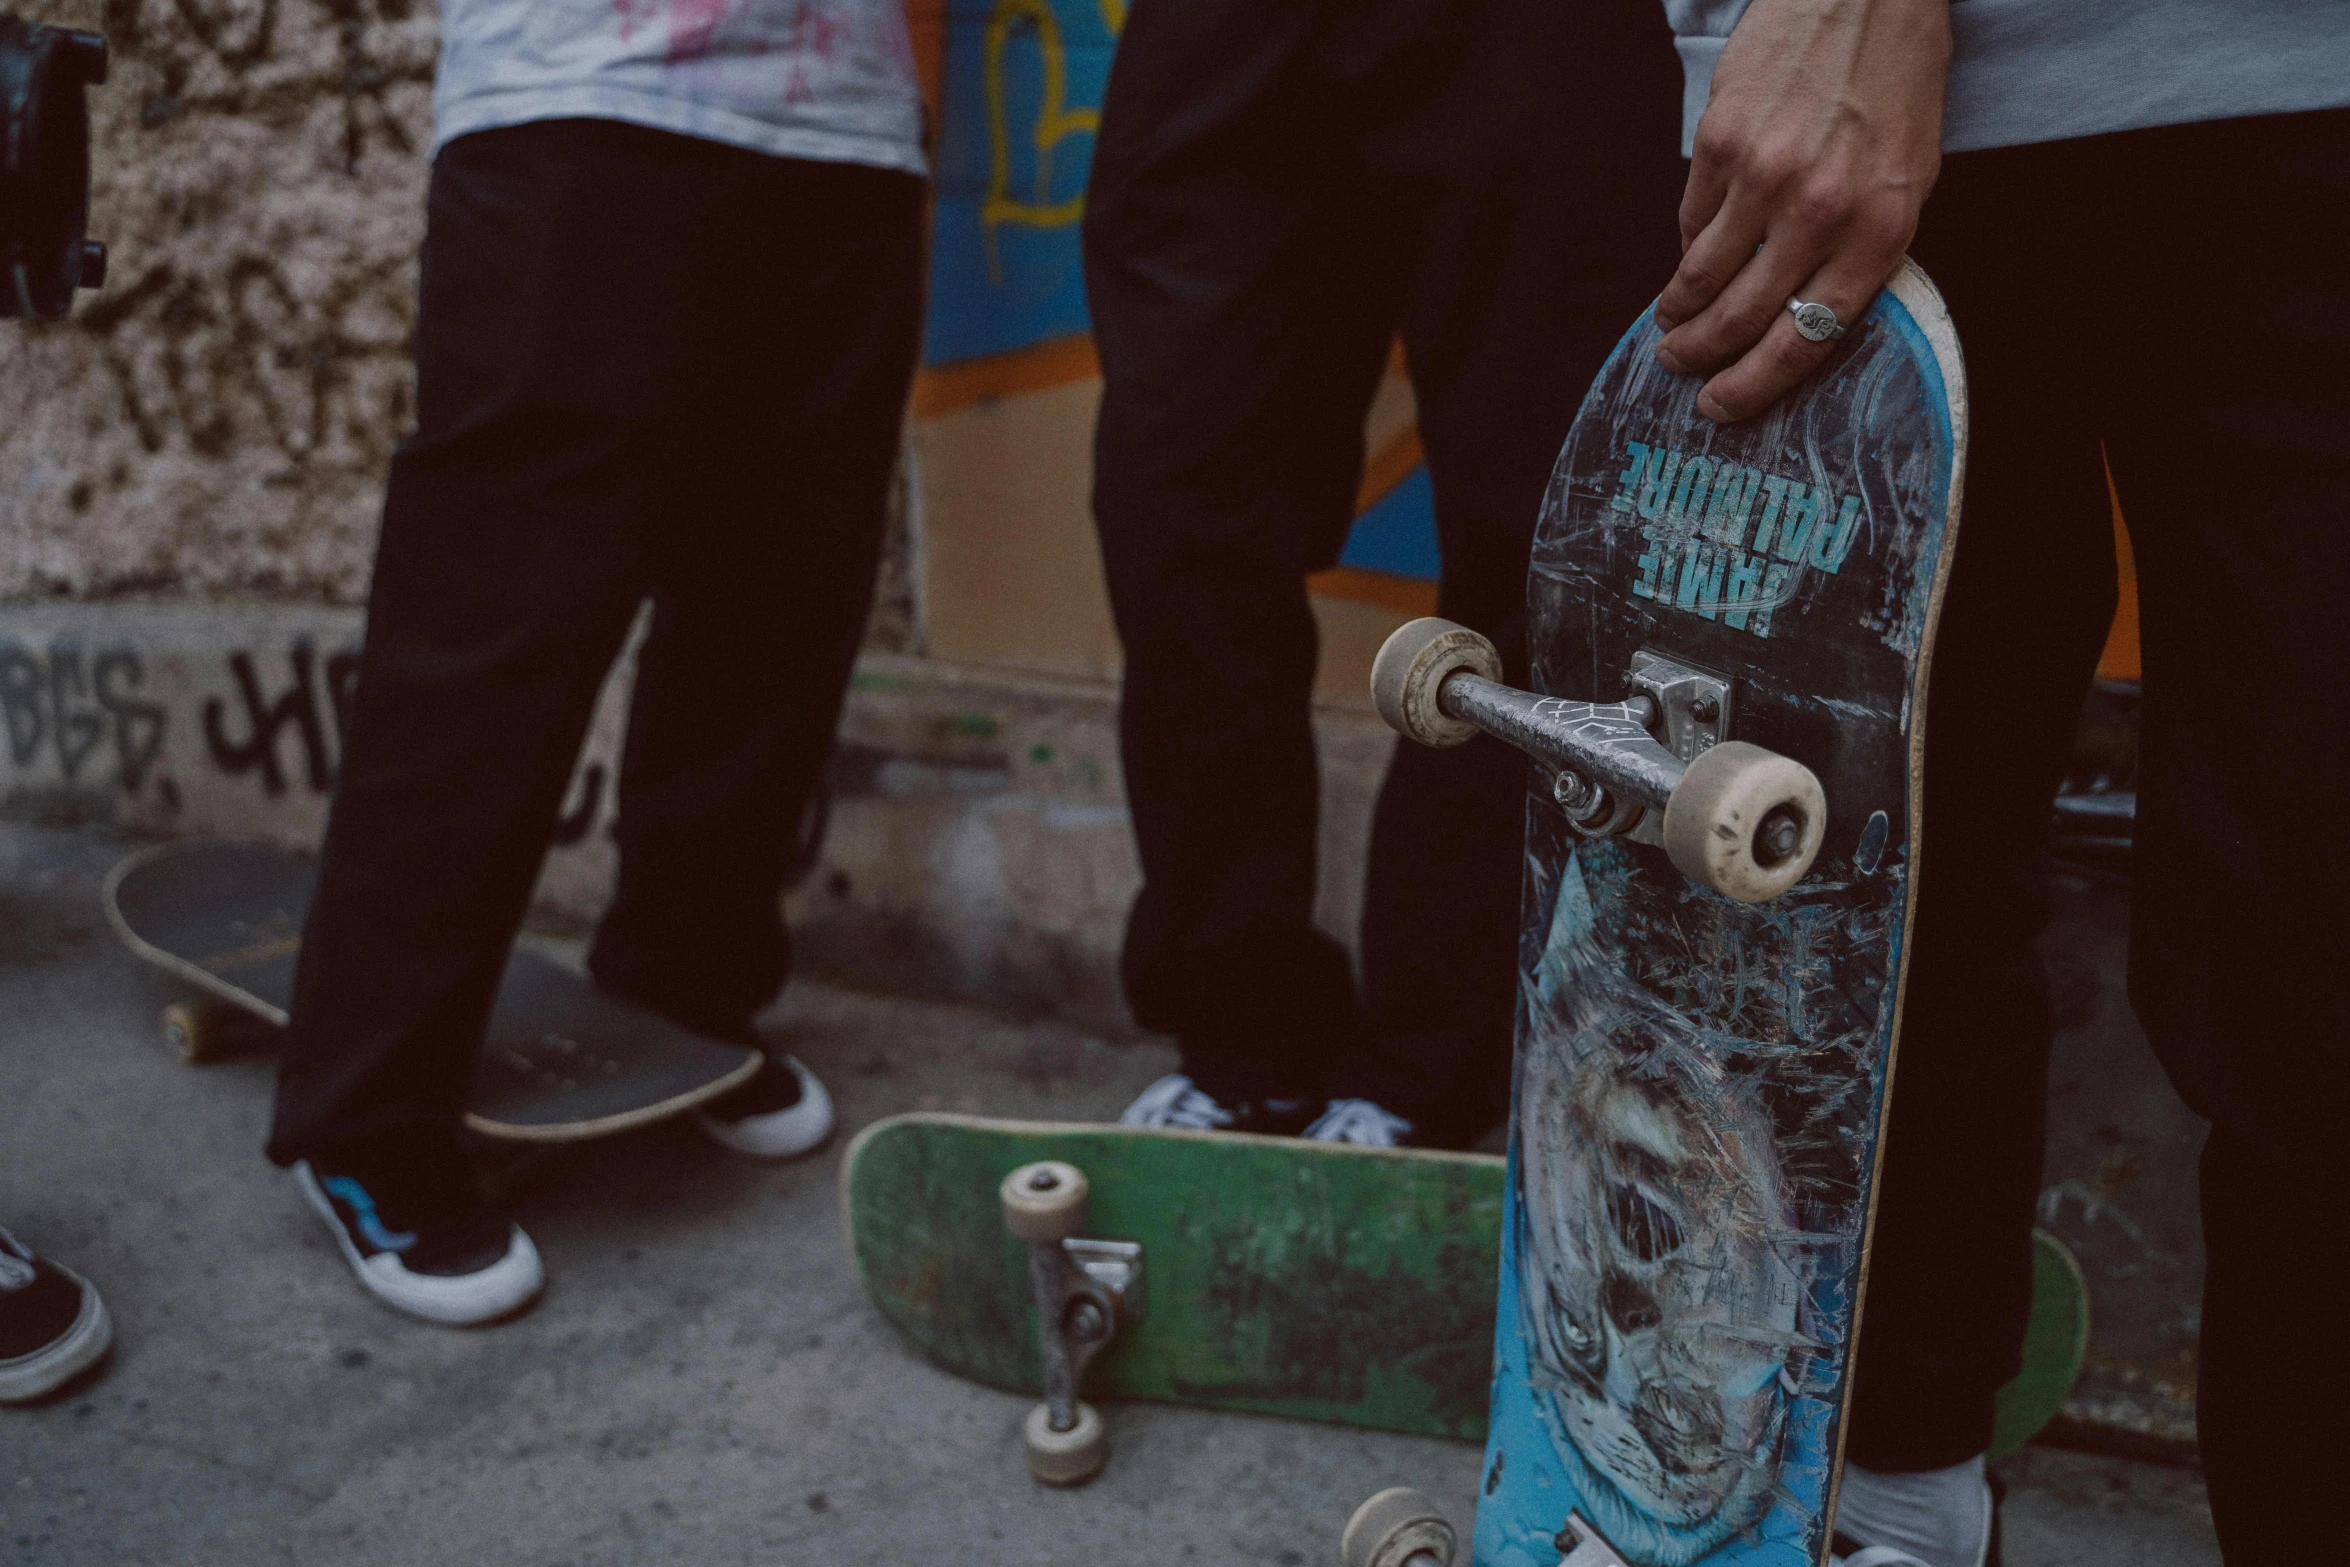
top-left (0, 0), bottom-right (436, 601)
top-left (0, 604), bottom-right (632, 909)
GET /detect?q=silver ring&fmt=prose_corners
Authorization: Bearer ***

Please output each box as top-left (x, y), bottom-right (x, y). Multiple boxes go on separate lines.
top-left (1787, 297), bottom-right (1848, 342)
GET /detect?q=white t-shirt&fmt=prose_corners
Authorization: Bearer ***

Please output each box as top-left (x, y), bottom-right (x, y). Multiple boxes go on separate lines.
top-left (431, 0), bottom-right (926, 176)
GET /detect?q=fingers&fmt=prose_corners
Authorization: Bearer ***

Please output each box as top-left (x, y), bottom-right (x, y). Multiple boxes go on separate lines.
top-left (1692, 249), bottom-right (1886, 423)
top-left (1656, 176), bottom-right (1763, 332)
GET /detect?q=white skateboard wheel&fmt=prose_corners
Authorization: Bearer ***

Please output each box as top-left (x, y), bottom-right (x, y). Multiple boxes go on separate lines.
top-left (162, 1001), bottom-right (221, 1064)
top-left (1342, 1486), bottom-right (1458, 1567)
top-left (1023, 1399), bottom-right (1107, 1486)
top-left (1370, 619), bottom-right (1503, 748)
top-left (1000, 1160), bottom-right (1088, 1242)
top-left (1661, 741), bottom-right (1827, 903)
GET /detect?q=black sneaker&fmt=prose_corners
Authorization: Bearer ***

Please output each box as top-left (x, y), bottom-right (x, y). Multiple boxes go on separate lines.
top-left (1117, 1073), bottom-right (1319, 1137)
top-left (0, 1225), bottom-right (112, 1404)
top-left (293, 1147), bottom-right (542, 1325)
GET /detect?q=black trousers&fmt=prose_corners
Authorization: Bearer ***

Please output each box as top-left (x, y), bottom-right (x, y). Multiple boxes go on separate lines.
top-left (1848, 109), bottom-right (2350, 1559)
top-left (1083, 0), bottom-right (1685, 1141)
top-left (267, 120), bottom-right (925, 1163)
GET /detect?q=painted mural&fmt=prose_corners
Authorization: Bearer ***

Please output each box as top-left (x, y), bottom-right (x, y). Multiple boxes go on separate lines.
top-left (908, 0), bottom-right (1441, 609)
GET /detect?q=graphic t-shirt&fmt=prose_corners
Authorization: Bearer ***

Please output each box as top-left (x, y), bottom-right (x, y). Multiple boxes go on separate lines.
top-left (432, 0), bottom-right (926, 175)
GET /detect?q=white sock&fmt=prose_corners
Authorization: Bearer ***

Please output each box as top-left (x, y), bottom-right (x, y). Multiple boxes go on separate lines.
top-left (1834, 1454), bottom-right (1993, 1567)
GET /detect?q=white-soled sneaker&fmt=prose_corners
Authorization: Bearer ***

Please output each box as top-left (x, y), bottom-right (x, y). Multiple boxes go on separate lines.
top-left (1119, 1073), bottom-right (1233, 1130)
top-left (0, 1226), bottom-right (112, 1404)
top-left (1117, 1073), bottom-right (1318, 1136)
top-left (294, 1160), bottom-right (542, 1326)
top-left (696, 1055), bottom-right (834, 1160)
top-left (1303, 1098), bottom-right (1416, 1147)
top-left (1833, 1454), bottom-right (1998, 1567)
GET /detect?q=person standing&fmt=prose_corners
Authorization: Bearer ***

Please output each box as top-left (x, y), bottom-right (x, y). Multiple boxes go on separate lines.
top-left (1084, 0), bottom-right (1687, 1149)
top-left (1647, 1), bottom-right (2349, 1561)
top-left (265, 0), bottom-right (929, 1324)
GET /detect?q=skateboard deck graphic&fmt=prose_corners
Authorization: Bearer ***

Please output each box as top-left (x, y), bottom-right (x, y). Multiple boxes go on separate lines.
top-left (1469, 263), bottom-right (1966, 1567)
top-left (104, 841), bottom-right (761, 1142)
top-left (844, 1113), bottom-right (1504, 1439)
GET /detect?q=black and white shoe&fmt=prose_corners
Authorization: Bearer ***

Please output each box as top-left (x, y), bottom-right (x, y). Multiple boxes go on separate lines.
top-left (0, 1225), bottom-right (113, 1404)
top-left (293, 1156), bottom-right (542, 1326)
top-left (696, 1054), bottom-right (834, 1160)
top-left (1117, 1074), bottom-right (1319, 1137)
top-left (1303, 1098), bottom-right (1417, 1147)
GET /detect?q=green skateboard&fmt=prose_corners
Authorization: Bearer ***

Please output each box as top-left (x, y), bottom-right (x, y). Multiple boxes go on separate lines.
top-left (842, 1112), bottom-right (2083, 1484)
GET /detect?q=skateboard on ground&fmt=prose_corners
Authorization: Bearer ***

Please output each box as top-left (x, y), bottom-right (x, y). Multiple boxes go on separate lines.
top-left (103, 841), bottom-right (761, 1142)
top-left (843, 1112), bottom-right (1506, 1482)
top-left (1348, 260), bottom-right (1988, 1567)
top-left (845, 1114), bottom-right (2079, 1491)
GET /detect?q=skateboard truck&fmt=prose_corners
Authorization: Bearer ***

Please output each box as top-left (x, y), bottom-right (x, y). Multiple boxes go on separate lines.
top-left (1000, 1159), bottom-right (1140, 1486)
top-left (1343, 1491), bottom-right (1633, 1567)
top-left (1371, 618), bottom-right (1827, 902)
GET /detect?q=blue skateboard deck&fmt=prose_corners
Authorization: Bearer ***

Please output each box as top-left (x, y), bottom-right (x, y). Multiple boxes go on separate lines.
top-left (1474, 262), bottom-right (1966, 1566)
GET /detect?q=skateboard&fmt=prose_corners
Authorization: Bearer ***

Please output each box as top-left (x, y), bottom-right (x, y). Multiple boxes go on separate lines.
top-left (845, 1115), bottom-right (2080, 1490)
top-left (103, 841), bottom-right (762, 1142)
top-left (1350, 260), bottom-right (1975, 1567)
top-left (843, 1112), bottom-right (1506, 1482)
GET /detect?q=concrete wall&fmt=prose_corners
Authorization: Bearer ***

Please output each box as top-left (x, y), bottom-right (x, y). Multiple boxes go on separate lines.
top-left (0, 0), bottom-right (437, 601)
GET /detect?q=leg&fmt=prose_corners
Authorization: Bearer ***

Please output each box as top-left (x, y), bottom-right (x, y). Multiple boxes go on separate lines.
top-left (1346, 0), bottom-right (1685, 1147)
top-left (1085, 0), bottom-right (1398, 1107)
top-left (268, 122), bottom-right (795, 1165)
top-left (2099, 109), bottom-right (2350, 1558)
top-left (1843, 136), bottom-right (2121, 1473)
top-left (588, 160), bottom-right (925, 1037)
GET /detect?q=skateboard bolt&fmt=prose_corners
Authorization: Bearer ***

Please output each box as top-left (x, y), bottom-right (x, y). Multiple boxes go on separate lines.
top-left (1688, 694), bottom-right (1720, 723)
top-left (1027, 1170), bottom-right (1060, 1192)
top-left (1754, 805), bottom-right (1804, 867)
top-left (1064, 1300), bottom-right (1109, 1343)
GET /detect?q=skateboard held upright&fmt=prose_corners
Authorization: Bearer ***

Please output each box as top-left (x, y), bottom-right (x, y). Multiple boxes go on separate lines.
top-left (1351, 259), bottom-right (1968, 1567)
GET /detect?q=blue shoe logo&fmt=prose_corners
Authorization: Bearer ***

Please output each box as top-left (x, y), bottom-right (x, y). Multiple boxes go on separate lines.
top-left (324, 1176), bottom-right (417, 1252)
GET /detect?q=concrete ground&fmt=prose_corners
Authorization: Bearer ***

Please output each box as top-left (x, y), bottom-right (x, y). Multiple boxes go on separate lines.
top-left (2, 822), bottom-right (2218, 1566)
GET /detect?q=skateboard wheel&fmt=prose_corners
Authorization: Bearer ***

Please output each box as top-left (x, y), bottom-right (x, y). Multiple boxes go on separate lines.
top-left (1371, 619), bottom-right (1503, 749)
top-left (1023, 1399), bottom-right (1107, 1486)
top-left (1001, 1160), bottom-right (1088, 1242)
top-left (1342, 1487), bottom-right (1457, 1567)
top-left (1661, 741), bottom-right (1827, 903)
top-left (161, 1001), bottom-right (222, 1064)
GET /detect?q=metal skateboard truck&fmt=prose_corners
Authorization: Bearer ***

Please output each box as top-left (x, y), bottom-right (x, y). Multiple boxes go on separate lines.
top-left (1, 12), bottom-right (108, 319)
top-left (1370, 618), bottom-right (1827, 903)
top-left (999, 1159), bottom-right (1142, 1486)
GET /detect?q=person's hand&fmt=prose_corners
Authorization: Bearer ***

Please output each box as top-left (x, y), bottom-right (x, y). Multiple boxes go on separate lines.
top-left (1653, 0), bottom-right (1951, 422)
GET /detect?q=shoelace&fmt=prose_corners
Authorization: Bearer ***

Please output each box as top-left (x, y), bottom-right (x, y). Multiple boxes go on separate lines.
top-left (1307, 1098), bottom-right (1414, 1145)
top-left (0, 1226), bottom-right (35, 1291)
top-left (1118, 1074), bottom-right (1233, 1130)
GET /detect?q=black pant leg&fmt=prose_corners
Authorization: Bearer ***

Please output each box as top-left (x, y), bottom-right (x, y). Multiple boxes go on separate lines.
top-left (589, 162), bottom-right (925, 1036)
top-left (1084, 0), bottom-right (1398, 1102)
top-left (1345, 0), bottom-right (1684, 1146)
top-left (1842, 138), bottom-right (2120, 1468)
top-left (2098, 111), bottom-right (2350, 1558)
top-left (270, 122), bottom-right (804, 1162)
